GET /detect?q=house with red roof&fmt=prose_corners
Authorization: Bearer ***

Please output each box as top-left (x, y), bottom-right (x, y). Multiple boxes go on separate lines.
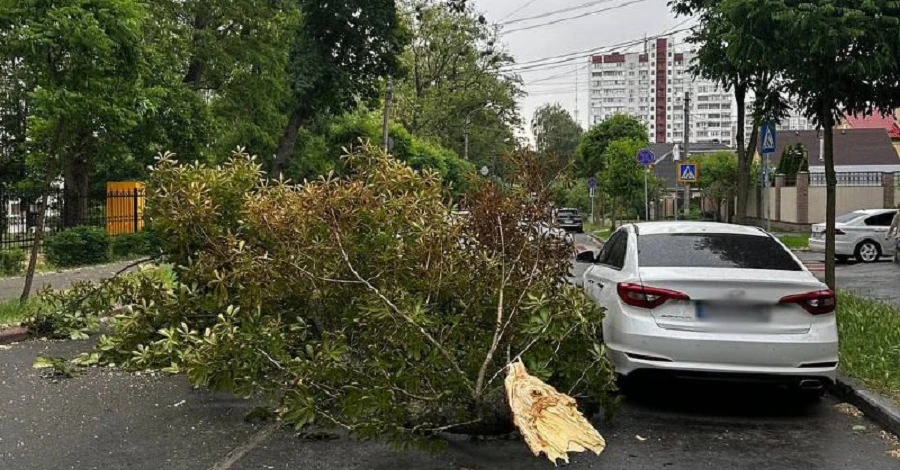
top-left (840, 114), bottom-right (900, 157)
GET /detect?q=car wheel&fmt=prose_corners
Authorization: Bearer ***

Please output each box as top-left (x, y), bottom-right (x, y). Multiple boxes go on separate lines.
top-left (855, 241), bottom-right (881, 263)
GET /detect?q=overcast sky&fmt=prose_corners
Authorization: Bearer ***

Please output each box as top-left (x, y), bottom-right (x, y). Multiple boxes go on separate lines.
top-left (470, 0), bottom-right (694, 139)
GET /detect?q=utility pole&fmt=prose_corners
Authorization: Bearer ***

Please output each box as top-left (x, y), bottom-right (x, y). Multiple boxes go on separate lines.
top-left (382, 77), bottom-right (393, 150)
top-left (683, 91), bottom-right (691, 218)
top-left (463, 111), bottom-right (471, 160)
top-left (574, 64), bottom-right (580, 126)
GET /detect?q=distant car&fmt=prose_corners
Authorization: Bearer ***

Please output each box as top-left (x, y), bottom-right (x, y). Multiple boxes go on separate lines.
top-left (809, 209), bottom-right (898, 263)
top-left (555, 208), bottom-right (584, 233)
top-left (578, 222), bottom-right (837, 395)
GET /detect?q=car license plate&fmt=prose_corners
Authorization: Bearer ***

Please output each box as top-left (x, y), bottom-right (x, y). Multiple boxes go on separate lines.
top-left (696, 302), bottom-right (771, 323)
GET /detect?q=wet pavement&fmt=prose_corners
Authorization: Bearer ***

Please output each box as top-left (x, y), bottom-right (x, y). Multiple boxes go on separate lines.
top-left (1, 339), bottom-right (898, 470)
top-left (795, 252), bottom-right (900, 308)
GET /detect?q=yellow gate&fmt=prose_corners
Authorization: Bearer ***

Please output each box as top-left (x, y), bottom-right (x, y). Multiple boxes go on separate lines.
top-left (106, 182), bottom-right (145, 235)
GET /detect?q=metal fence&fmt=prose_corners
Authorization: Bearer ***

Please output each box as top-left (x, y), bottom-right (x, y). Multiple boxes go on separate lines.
top-left (809, 172), bottom-right (884, 187)
top-left (0, 188), bottom-right (145, 251)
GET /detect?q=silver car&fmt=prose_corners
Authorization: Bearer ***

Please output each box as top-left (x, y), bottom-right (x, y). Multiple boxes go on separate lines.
top-left (809, 209), bottom-right (899, 263)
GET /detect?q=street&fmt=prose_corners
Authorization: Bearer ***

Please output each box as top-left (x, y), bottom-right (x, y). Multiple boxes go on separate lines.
top-left (2, 339), bottom-right (898, 469)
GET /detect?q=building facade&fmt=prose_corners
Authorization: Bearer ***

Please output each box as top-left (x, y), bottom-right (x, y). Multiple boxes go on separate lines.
top-left (588, 37), bottom-right (735, 146)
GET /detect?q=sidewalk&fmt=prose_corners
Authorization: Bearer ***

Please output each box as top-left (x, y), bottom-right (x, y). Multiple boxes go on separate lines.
top-left (0, 260), bottom-right (140, 301)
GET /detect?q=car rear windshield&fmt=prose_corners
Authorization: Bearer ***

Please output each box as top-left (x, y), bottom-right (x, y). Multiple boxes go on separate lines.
top-left (836, 212), bottom-right (866, 223)
top-left (558, 209), bottom-right (579, 216)
top-left (638, 233), bottom-right (803, 271)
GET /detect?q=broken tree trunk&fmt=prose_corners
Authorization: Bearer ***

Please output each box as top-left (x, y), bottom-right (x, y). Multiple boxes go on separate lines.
top-left (505, 360), bottom-right (606, 465)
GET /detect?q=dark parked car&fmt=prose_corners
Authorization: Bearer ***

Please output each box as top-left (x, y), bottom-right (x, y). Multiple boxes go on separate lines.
top-left (555, 208), bottom-right (583, 233)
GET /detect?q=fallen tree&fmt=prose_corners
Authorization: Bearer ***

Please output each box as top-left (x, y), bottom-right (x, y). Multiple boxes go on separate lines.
top-left (55, 142), bottom-right (617, 451)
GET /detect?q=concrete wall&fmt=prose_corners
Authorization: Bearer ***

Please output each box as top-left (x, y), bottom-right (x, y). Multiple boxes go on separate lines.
top-left (807, 186), bottom-right (884, 223)
top-left (781, 187), bottom-right (798, 223)
top-left (767, 188), bottom-right (777, 221)
top-left (895, 186), bottom-right (900, 208)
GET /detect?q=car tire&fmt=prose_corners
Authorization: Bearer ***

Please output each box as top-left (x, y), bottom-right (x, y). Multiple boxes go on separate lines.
top-left (854, 241), bottom-right (881, 263)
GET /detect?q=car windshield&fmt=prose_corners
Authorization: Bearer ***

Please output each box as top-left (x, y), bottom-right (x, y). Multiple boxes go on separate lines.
top-left (836, 212), bottom-right (866, 224)
top-left (638, 233), bottom-right (803, 271)
top-left (557, 210), bottom-right (578, 216)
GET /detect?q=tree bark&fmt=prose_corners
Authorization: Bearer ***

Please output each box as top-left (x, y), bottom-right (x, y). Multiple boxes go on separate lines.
top-left (63, 154), bottom-right (89, 227)
top-left (823, 109), bottom-right (837, 290)
top-left (271, 107), bottom-right (305, 178)
top-left (182, 5), bottom-right (211, 87)
top-left (734, 83), bottom-right (749, 224)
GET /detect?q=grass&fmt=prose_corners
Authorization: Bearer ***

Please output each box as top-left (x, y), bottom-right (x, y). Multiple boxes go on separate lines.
top-left (837, 293), bottom-right (900, 405)
top-left (582, 222), bottom-right (613, 242)
top-left (0, 298), bottom-right (46, 327)
top-left (777, 234), bottom-right (810, 250)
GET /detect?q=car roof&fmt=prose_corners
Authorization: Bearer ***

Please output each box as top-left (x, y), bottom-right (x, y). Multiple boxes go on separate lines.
top-left (629, 221), bottom-right (769, 237)
top-left (845, 208), bottom-right (897, 215)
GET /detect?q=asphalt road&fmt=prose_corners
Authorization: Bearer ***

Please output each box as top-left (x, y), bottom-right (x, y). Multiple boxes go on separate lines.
top-left (0, 260), bottom-right (140, 301)
top-left (2, 338), bottom-right (898, 469)
top-left (794, 252), bottom-right (900, 308)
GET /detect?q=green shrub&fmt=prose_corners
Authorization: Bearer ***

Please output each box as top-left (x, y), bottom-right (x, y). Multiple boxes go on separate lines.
top-left (44, 226), bottom-right (110, 268)
top-left (55, 146), bottom-right (616, 449)
top-left (110, 229), bottom-right (160, 260)
top-left (0, 249), bottom-right (25, 276)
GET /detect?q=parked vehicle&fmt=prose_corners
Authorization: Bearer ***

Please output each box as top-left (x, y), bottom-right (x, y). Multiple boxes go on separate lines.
top-left (577, 222), bottom-right (837, 394)
top-left (554, 208), bottom-right (583, 233)
top-left (809, 209), bottom-right (899, 263)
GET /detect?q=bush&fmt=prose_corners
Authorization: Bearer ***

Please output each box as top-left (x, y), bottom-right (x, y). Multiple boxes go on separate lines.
top-left (52, 145), bottom-right (616, 449)
top-left (0, 249), bottom-right (25, 276)
top-left (110, 229), bottom-right (160, 260)
top-left (44, 226), bottom-right (110, 268)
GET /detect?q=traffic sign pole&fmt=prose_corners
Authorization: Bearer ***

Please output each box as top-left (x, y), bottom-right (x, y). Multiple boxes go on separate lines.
top-left (637, 149), bottom-right (655, 221)
top-left (760, 123), bottom-right (776, 232)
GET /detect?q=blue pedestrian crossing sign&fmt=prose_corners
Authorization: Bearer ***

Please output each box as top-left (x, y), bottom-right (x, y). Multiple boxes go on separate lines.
top-left (678, 163), bottom-right (698, 183)
top-left (760, 123), bottom-right (777, 154)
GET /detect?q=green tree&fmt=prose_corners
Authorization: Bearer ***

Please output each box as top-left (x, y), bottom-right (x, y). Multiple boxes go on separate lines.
top-left (599, 138), bottom-right (646, 228)
top-left (775, 143), bottom-right (809, 177)
top-left (696, 151), bottom-right (738, 222)
top-left (532, 103), bottom-right (582, 158)
top-left (727, 0), bottom-right (900, 288)
top-left (670, 0), bottom-right (790, 225)
top-left (270, 0), bottom-right (407, 176)
top-left (393, 1), bottom-right (522, 173)
top-left (576, 114), bottom-right (648, 179)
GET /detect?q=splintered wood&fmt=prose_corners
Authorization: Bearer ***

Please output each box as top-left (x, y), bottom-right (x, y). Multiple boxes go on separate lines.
top-left (504, 361), bottom-right (606, 465)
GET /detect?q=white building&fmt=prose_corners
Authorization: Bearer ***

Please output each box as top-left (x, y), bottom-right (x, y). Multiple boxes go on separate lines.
top-left (588, 37), bottom-right (736, 146)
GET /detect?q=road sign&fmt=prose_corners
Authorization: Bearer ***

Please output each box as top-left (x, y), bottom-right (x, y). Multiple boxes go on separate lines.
top-left (480, 166), bottom-right (489, 176)
top-left (760, 123), bottom-right (776, 154)
top-left (637, 148), bottom-right (655, 166)
top-left (589, 187), bottom-right (595, 199)
top-left (587, 177), bottom-right (597, 189)
top-left (677, 163), bottom-right (699, 183)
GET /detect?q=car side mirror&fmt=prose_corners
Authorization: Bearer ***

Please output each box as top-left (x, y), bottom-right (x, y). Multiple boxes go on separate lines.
top-left (575, 250), bottom-right (596, 264)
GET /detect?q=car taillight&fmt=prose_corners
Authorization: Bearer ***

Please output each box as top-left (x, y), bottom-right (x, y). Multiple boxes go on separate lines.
top-left (779, 290), bottom-right (836, 315)
top-left (617, 283), bottom-right (690, 309)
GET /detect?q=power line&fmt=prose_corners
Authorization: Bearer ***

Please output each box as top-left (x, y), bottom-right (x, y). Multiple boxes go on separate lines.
top-left (500, 0), bottom-right (620, 26)
top-left (502, 27), bottom-right (693, 73)
top-left (498, 0), bottom-right (542, 22)
top-left (500, 0), bottom-right (652, 36)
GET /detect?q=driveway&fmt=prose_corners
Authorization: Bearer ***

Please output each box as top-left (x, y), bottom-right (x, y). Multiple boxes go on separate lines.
top-left (0, 260), bottom-right (141, 301)
top-left (2, 339), bottom-right (898, 469)
top-left (795, 252), bottom-right (900, 307)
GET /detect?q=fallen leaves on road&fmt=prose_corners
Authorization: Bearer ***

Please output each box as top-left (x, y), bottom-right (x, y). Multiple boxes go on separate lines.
top-left (834, 403), bottom-right (864, 418)
top-left (505, 360), bottom-right (606, 465)
top-left (888, 448), bottom-right (900, 459)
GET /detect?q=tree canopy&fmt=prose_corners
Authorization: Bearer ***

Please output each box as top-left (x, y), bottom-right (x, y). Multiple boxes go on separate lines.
top-left (576, 114), bottom-right (648, 179)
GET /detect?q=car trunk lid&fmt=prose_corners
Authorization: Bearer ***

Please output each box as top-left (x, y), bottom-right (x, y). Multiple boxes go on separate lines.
top-left (637, 267), bottom-right (823, 334)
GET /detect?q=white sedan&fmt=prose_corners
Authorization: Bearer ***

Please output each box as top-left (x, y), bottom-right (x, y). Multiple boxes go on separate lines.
top-left (578, 222), bottom-right (837, 394)
top-left (809, 209), bottom-right (898, 263)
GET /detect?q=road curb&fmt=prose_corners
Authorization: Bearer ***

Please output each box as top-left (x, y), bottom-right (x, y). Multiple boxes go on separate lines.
top-left (830, 372), bottom-right (900, 437)
top-left (0, 326), bottom-right (29, 345)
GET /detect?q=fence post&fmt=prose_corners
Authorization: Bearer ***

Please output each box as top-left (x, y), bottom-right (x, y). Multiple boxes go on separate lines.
top-left (774, 174), bottom-right (784, 222)
top-left (884, 172), bottom-right (895, 208)
top-left (132, 188), bottom-right (139, 234)
top-left (797, 172), bottom-right (810, 225)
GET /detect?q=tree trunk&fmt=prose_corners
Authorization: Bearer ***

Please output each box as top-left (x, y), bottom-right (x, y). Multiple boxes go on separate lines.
top-left (63, 155), bottom-right (89, 227)
top-left (182, 6), bottom-right (211, 87)
top-left (270, 107), bottom-right (305, 178)
top-left (734, 83), bottom-right (749, 224)
top-left (21, 175), bottom-right (53, 302)
top-left (823, 110), bottom-right (837, 290)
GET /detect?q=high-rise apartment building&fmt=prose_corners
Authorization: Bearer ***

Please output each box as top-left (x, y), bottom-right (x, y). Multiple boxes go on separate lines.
top-left (588, 37), bottom-right (736, 147)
